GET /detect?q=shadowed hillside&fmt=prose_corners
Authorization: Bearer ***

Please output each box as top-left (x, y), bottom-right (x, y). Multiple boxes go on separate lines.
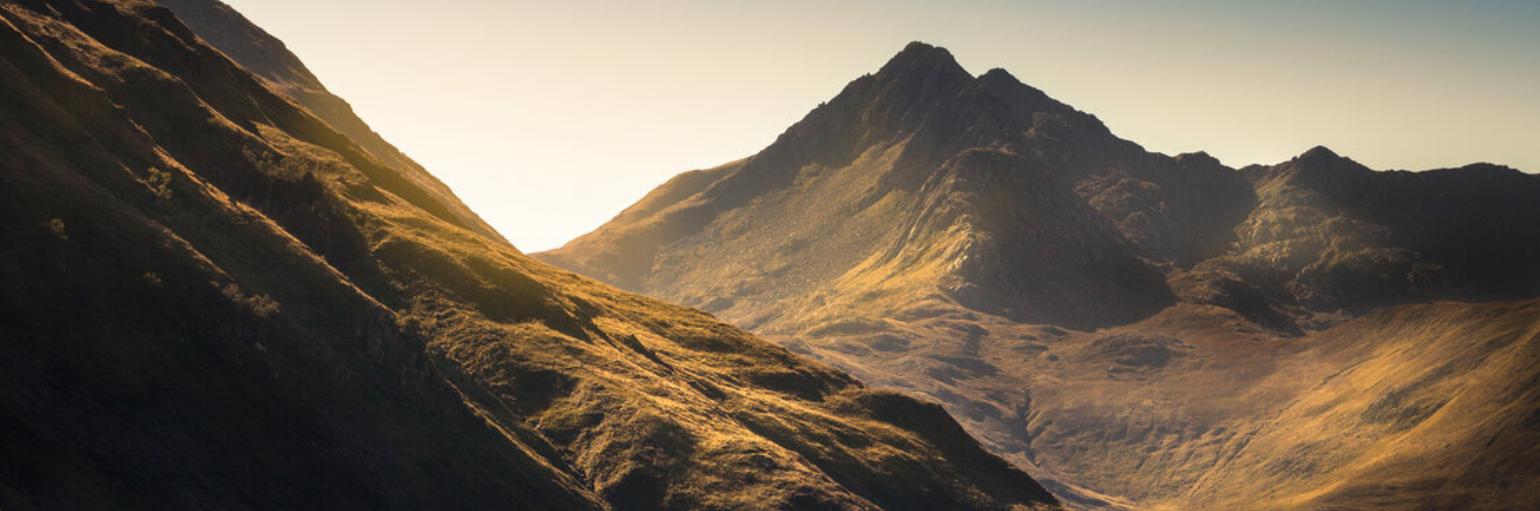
top-left (540, 42), bottom-right (1540, 510)
top-left (153, 0), bottom-right (508, 245)
top-left (0, 4), bottom-right (1058, 510)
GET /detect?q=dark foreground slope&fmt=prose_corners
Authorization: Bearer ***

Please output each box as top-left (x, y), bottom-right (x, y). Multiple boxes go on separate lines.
top-left (0, 3), bottom-right (1057, 510)
top-left (540, 43), bottom-right (1540, 510)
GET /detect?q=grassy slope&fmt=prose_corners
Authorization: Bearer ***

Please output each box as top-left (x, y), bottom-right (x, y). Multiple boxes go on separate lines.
top-left (0, 2), bottom-right (1057, 510)
top-left (1188, 300), bottom-right (1540, 510)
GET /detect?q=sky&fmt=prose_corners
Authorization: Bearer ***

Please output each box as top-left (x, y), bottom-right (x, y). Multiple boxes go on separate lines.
top-left (220, 0), bottom-right (1540, 252)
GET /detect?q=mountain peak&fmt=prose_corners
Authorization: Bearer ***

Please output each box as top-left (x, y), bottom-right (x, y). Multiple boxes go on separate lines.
top-left (898, 40), bottom-right (953, 59)
top-left (1175, 151), bottom-right (1222, 167)
top-left (1286, 145), bottom-right (1360, 175)
top-left (877, 41), bottom-right (968, 81)
top-left (1277, 145), bottom-right (1377, 188)
top-left (1297, 145), bottom-right (1342, 162)
top-left (979, 67), bottom-right (1021, 84)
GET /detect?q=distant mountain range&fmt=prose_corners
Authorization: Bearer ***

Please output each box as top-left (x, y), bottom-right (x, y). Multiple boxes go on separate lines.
top-left (0, 3), bottom-right (1058, 510)
top-left (541, 42), bottom-right (1540, 510)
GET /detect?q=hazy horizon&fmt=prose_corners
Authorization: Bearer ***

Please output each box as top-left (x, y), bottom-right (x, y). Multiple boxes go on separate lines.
top-left (219, 0), bottom-right (1540, 252)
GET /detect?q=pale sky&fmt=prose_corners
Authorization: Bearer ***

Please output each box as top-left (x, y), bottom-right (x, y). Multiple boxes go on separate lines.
top-left (219, 0), bottom-right (1540, 252)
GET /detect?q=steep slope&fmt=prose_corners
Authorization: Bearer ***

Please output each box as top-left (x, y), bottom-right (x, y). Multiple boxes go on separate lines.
top-left (0, 4), bottom-right (1057, 510)
top-left (152, 0), bottom-right (508, 245)
top-left (540, 42), bottom-right (1540, 510)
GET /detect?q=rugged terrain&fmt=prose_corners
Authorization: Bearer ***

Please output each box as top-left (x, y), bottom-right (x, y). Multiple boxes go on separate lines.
top-left (541, 42), bottom-right (1540, 510)
top-left (0, 3), bottom-right (1059, 510)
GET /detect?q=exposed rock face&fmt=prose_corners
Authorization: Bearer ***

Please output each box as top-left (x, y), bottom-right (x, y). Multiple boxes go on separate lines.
top-left (0, 6), bottom-right (1058, 511)
top-left (540, 42), bottom-right (1540, 510)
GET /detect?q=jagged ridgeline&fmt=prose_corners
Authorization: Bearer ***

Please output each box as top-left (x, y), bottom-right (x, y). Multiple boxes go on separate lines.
top-left (540, 42), bottom-right (1255, 332)
top-left (540, 42), bottom-right (1540, 510)
top-left (0, 1), bottom-right (1059, 510)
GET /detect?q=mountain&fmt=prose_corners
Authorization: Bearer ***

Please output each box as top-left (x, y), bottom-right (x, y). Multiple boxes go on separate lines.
top-left (0, 4), bottom-right (1059, 510)
top-left (539, 42), bottom-right (1540, 509)
top-left (540, 42), bottom-right (1248, 331)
